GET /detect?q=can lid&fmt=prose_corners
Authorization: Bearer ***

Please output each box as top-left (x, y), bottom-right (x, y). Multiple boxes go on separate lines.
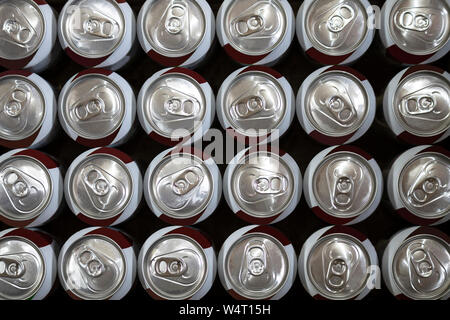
top-left (223, 0), bottom-right (287, 55)
top-left (61, 0), bottom-right (125, 58)
top-left (61, 234), bottom-right (126, 300)
top-left (388, 0), bottom-right (450, 55)
top-left (399, 152), bottom-right (449, 219)
top-left (393, 235), bottom-right (450, 299)
top-left (62, 74), bottom-right (125, 140)
top-left (142, 0), bottom-right (206, 57)
top-left (307, 233), bottom-right (370, 299)
top-left (393, 71), bottom-right (450, 137)
top-left (305, 70), bottom-right (368, 137)
top-left (0, 236), bottom-right (45, 300)
top-left (313, 151), bottom-right (376, 218)
top-left (0, 0), bottom-right (45, 60)
top-left (305, 0), bottom-right (368, 56)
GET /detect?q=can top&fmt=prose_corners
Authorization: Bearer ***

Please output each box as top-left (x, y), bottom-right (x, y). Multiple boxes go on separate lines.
top-left (222, 71), bottom-right (286, 136)
top-left (305, 0), bottom-right (368, 56)
top-left (307, 233), bottom-right (370, 299)
top-left (61, 74), bottom-right (125, 140)
top-left (0, 0), bottom-right (45, 60)
top-left (142, 0), bottom-right (206, 57)
top-left (393, 70), bottom-right (450, 137)
top-left (69, 153), bottom-right (132, 220)
top-left (231, 152), bottom-right (294, 218)
top-left (0, 155), bottom-right (52, 222)
top-left (150, 153), bottom-right (213, 219)
top-left (142, 73), bottom-right (206, 138)
top-left (142, 234), bottom-right (207, 299)
top-left (223, 0), bottom-right (287, 55)
top-left (398, 152), bottom-right (449, 219)
top-left (0, 236), bottom-right (45, 300)
top-left (61, 0), bottom-right (125, 58)
top-left (61, 234), bottom-right (126, 300)
top-left (313, 151), bottom-right (376, 218)
top-left (388, 0), bottom-right (450, 55)
top-left (393, 234), bottom-right (449, 299)
top-left (305, 70), bottom-right (368, 137)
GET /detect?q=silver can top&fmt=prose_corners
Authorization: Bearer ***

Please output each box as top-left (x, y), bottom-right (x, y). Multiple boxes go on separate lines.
top-left (61, 0), bottom-right (125, 58)
top-left (393, 235), bottom-right (449, 299)
top-left (0, 155), bottom-right (52, 221)
top-left (0, 236), bottom-right (45, 300)
top-left (62, 74), bottom-right (125, 139)
top-left (142, 0), bottom-right (206, 57)
top-left (225, 233), bottom-right (288, 299)
top-left (222, 71), bottom-right (286, 136)
top-left (223, 0), bottom-right (287, 55)
top-left (231, 152), bottom-right (294, 218)
top-left (389, 0), bottom-right (450, 55)
top-left (399, 152), bottom-right (449, 219)
top-left (0, 75), bottom-right (45, 141)
top-left (142, 73), bottom-right (206, 138)
top-left (393, 71), bottom-right (449, 137)
top-left (307, 233), bottom-right (370, 299)
top-left (61, 234), bottom-right (126, 300)
top-left (69, 154), bottom-right (132, 220)
top-left (0, 0), bottom-right (45, 60)
top-left (142, 234), bottom-right (207, 299)
top-left (150, 153), bottom-right (212, 219)
top-left (313, 151), bottom-right (376, 218)
top-left (305, 0), bottom-right (368, 56)
top-left (305, 70), bottom-right (368, 137)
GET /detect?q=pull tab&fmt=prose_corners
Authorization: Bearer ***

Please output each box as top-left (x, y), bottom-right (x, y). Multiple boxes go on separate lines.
top-left (399, 85), bottom-right (449, 122)
top-left (323, 241), bottom-right (358, 292)
top-left (164, 97), bottom-right (196, 118)
top-left (0, 252), bottom-right (40, 290)
top-left (397, 10), bottom-right (431, 32)
top-left (0, 81), bottom-right (31, 134)
top-left (0, 4), bottom-right (39, 50)
top-left (393, 8), bottom-right (446, 42)
top-left (239, 240), bottom-right (272, 290)
top-left (237, 167), bottom-right (288, 203)
top-left (234, 14), bottom-right (264, 37)
top-left (232, 95), bottom-right (265, 119)
top-left (326, 5), bottom-right (355, 33)
top-left (164, 1), bottom-right (188, 35)
top-left (152, 86), bottom-right (201, 123)
top-left (0, 256), bottom-right (25, 278)
top-left (154, 0), bottom-right (190, 51)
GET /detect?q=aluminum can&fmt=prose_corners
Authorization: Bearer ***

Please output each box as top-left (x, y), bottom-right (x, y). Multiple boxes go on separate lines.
top-left (0, 0), bottom-right (58, 72)
top-left (304, 145), bottom-right (382, 225)
top-left (296, 0), bottom-right (375, 65)
top-left (383, 65), bottom-right (449, 144)
top-left (297, 66), bottom-right (375, 145)
top-left (299, 225), bottom-right (378, 300)
top-left (0, 148), bottom-right (63, 228)
top-left (58, 68), bottom-right (136, 148)
top-left (387, 145), bottom-right (449, 226)
top-left (224, 146), bottom-right (301, 225)
top-left (65, 147), bottom-right (142, 226)
top-left (382, 226), bottom-right (449, 300)
top-left (58, 227), bottom-right (136, 300)
top-left (137, 67), bottom-right (214, 146)
top-left (137, 0), bottom-right (215, 68)
top-left (0, 228), bottom-right (58, 300)
top-left (216, 0), bottom-right (295, 66)
top-left (218, 225), bottom-right (296, 300)
top-left (144, 147), bottom-right (220, 225)
top-left (380, 0), bottom-right (450, 64)
top-left (138, 226), bottom-right (216, 300)
top-left (217, 66), bottom-right (295, 145)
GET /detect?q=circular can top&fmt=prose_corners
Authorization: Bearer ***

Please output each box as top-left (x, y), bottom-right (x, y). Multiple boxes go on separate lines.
top-left (305, 70), bottom-right (368, 137)
top-left (61, 234), bottom-right (126, 300)
top-left (393, 234), bottom-right (449, 299)
top-left (393, 70), bottom-right (449, 137)
top-left (305, 0), bottom-right (368, 56)
top-left (223, 0), bottom-right (287, 55)
top-left (141, 233), bottom-right (207, 299)
top-left (0, 0), bottom-right (45, 60)
top-left (61, 74), bottom-right (125, 140)
top-left (398, 152), bottom-right (449, 219)
top-left (69, 153), bottom-right (132, 220)
top-left (307, 233), bottom-right (370, 299)
top-left (61, 0), bottom-right (125, 58)
top-left (0, 236), bottom-right (45, 300)
top-left (0, 155), bottom-right (52, 222)
top-left (388, 0), bottom-right (450, 55)
top-left (0, 74), bottom-right (45, 141)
